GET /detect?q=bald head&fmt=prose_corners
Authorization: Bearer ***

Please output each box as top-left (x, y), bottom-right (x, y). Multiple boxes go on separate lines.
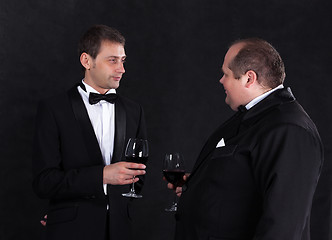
top-left (220, 38), bottom-right (285, 111)
top-left (228, 38), bottom-right (285, 89)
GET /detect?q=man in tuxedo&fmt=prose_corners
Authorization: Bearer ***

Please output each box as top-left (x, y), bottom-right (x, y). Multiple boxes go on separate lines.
top-left (174, 38), bottom-right (323, 240)
top-left (33, 25), bottom-right (147, 240)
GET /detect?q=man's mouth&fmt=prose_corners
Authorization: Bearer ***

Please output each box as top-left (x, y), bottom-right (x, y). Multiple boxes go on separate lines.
top-left (113, 76), bottom-right (121, 81)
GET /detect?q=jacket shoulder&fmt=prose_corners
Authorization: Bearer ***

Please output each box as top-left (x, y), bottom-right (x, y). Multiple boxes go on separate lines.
top-left (36, 86), bottom-right (78, 112)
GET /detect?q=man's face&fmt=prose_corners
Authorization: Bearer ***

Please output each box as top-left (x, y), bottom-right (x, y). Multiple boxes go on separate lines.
top-left (219, 43), bottom-right (248, 111)
top-left (84, 41), bottom-right (126, 94)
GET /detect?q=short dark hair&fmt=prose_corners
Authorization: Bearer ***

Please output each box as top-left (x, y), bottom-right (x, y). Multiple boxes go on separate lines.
top-left (78, 24), bottom-right (125, 59)
top-left (228, 38), bottom-right (285, 88)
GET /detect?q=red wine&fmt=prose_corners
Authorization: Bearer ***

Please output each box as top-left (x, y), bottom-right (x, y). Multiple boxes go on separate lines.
top-left (163, 169), bottom-right (185, 186)
top-left (126, 156), bottom-right (148, 165)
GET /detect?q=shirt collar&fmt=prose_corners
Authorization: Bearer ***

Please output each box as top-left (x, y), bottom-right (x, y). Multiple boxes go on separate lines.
top-left (245, 84), bottom-right (284, 110)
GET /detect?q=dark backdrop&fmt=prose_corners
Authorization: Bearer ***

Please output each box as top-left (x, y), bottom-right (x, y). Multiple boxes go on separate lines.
top-left (0, 0), bottom-right (331, 239)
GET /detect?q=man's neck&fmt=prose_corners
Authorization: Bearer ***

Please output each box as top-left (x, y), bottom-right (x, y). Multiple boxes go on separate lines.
top-left (82, 79), bottom-right (115, 95)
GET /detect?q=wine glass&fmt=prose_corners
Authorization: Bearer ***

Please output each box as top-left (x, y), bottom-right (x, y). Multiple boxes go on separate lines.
top-left (163, 153), bottom-right (185, 212)
top-left (122, 138), bottom-right (149, 198)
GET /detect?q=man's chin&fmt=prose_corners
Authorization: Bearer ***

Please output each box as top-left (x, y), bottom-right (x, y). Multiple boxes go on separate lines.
top-left (109, 83), bottom-right (120, 90)
top-left (225, 98), bottom-right (230, 107)
top-left (225, 99), bottom-right (237, 111)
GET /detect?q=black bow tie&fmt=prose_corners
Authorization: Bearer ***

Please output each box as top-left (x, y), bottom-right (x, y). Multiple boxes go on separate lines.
top-left (89, 92), bottom-right (117, 104)
top-left (237, 105), bottom-right (247, 113)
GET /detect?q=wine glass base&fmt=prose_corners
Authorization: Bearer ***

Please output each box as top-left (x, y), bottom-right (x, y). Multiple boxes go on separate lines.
top-left (165, 204), bottom-right (177, 212)
top-left (122, 192), bottom-right (143, 198)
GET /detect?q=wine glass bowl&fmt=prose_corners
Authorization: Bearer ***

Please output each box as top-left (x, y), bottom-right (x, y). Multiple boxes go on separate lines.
top-left (122, 138), bottom-right (148, 198)
top-left (163, 169), bottom-right (185, 187)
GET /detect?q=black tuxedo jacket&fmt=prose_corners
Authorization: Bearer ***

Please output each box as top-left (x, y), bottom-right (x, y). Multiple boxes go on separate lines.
top-left (32, 84), bottom-right (147, 240)
top-left (175, 88), bottom-right (323, 240)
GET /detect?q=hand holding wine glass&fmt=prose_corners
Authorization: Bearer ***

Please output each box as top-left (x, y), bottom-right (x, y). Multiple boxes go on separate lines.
top-left (166, 173), bottom-right (189, 197)
top-left (163, 153), bottom-right (185, 212)
top-left (103, 161), bottom-right (146, 185)
top-left (122, 138), bottom-right (148, 198)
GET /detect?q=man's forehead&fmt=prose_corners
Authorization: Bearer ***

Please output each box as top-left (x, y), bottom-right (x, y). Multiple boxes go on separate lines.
top-left (221, 63), bottom-right (227, 72)
top-left (222, 42), bottom-right (244, 69)
top-left (226, 43), bottom-right (243, 60)
top-left (101, 40), bottom-right (124, 47)
top-left (99, 41), bottom-right (126, 56)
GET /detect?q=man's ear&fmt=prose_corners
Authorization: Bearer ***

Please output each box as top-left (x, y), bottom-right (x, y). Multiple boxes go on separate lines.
top-left (80, 53), bottom-right (92, 70)
top-left (245, 70), bottom-right (258, 88)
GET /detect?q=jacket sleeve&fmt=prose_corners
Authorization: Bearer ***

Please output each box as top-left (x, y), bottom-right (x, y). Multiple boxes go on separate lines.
top-left (252, 124), bottom-right (323, 239)
top-left (32, 101), bottom-right (105, 201)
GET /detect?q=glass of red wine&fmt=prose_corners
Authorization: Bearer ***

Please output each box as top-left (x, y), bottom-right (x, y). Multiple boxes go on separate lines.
top-left (122, 138), bottom-right (148, 198)
top-left (163, 152), bottom-right (185, 212)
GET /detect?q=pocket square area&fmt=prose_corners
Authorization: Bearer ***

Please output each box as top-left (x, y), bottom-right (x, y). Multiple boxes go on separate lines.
top-left (216, 138), bottom-right (225, 148)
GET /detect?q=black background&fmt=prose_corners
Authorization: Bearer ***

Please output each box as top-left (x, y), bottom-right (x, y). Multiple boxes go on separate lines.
top-left (0, 0), bottom-right (331, 239)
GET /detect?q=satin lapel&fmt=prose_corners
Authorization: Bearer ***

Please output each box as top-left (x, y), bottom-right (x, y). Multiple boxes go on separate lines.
top-left (68, 86), bottom-right (104, 164)
top-left (112, 96), bottom-right (126, 163)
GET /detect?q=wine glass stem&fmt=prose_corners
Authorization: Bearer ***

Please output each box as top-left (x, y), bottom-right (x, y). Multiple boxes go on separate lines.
top-left (130, 177), bottom-right (136, 193)
top-left (173, 193), bottom-right (178, 206)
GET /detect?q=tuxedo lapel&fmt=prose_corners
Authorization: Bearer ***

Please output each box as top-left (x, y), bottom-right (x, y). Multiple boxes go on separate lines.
top-left (189, 111), bottom-right (242, 179)
top-left (67, 86), bottom-right (104, 164)
top-left (112, 96), bottom-right (126, 163)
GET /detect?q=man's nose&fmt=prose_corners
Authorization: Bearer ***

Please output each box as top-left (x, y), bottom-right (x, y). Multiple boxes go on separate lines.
top-left (117, 63), bottom-right (125, 73)
top-left (219, 75), bottom-right (224, 84)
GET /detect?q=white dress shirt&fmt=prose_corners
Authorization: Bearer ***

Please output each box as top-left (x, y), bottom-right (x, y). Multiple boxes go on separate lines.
top-left (77, 80), bottom-right (116, 196)
top-left (245, 84), bottom-right (284, 110)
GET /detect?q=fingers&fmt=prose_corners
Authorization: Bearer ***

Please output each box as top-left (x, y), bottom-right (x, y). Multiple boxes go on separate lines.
top-left (125, 162), bottom-right (146, 170)
top-left (121, 176), bottom-right (140, 185)
top-left (164, 173), bottom-right (190, 197)
top-left (165, 173), bottom-right (190, 189)
top-left (175, 186), bottom-right (182, 195)
top-left (122, 162), bottom-right (146, 176)
top-left (40, 215), bottom-right (47, 227)
top-left (167, 182), bottom-right (175, 190)
top-left (127, 168), bottom-right (146, 176)
top-left (167, 183), bottom-right (183, 197)
top-left (166, 185), bottom-right (183, 197)
top-left (103, 162), bottom-right (146, 185)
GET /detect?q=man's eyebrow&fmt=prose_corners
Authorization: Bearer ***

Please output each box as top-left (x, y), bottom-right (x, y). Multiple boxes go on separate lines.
top-left (105, 55), bottom-right (126, 59)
